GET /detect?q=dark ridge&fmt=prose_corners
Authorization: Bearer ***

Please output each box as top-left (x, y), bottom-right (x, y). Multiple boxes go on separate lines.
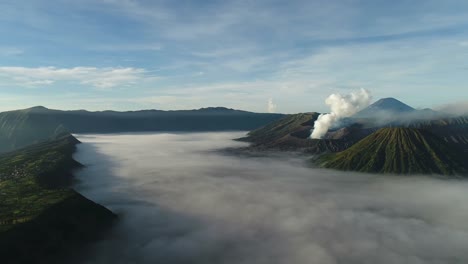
top-left (0, 106), bottom-right (284, 153)
top-left (0, 192), bottom-right (115, 264)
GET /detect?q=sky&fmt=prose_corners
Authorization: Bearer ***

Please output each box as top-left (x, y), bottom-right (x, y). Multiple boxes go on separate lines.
top-left (0, 0), bottom-right (468, 113)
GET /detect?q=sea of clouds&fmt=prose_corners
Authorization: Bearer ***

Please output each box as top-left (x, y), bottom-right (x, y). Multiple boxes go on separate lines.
top-left (73, 132), bottom-right (468, 264)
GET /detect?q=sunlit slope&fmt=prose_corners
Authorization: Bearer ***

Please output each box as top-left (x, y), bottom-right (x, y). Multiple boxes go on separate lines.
top-left (319, 128), bottom-right (468, 175)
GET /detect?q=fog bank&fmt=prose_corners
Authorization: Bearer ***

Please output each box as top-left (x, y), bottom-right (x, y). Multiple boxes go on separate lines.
top-left (74, 132), bottom-right (468, 264)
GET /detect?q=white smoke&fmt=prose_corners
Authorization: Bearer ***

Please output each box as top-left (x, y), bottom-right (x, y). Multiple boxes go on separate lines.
top-left (268, 98), bottom-right (277, 113)
top-left (311, 89), bottom-right (372, 139)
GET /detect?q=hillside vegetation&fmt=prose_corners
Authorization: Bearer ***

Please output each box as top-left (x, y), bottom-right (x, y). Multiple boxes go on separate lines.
top-left (319, 128), bottom-right (468, 175)
top-left (0, 134), bottom-right (116, 263)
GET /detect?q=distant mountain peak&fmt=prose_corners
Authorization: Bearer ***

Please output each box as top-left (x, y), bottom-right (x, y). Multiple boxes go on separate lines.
top-left (369, 97), bottom-right (414, 111)
top-left (30, 105), bottom-right (48, 110)
top-left (355, 97), bottom-right (414, 118)
top-left (26, 106), bottom-right (50, 112)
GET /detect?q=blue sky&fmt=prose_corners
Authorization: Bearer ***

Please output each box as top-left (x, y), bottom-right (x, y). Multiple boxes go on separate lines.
top-left (0, 0), bottom-right (468, 113)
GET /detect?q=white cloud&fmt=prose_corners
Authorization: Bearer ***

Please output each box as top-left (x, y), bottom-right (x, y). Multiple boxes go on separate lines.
top-left (24, 79), bottom-right (54, 86)
top-left (89, 43), bottom-right (162, 52)
top-left (0, 66), bottom-right (147, 89)
top-left (0, 47), bottom-right (24, 56)
top-left (268, 98), bottom-right (277, 113)
top-left (191, 46), bottom-right (256, 58)
top-left (94, 0), bottom-right (468, 44)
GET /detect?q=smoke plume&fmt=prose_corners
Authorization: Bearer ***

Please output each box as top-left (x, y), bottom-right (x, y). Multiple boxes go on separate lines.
top-left (311, 89), bottom-right (371, 139)
top-left (268, 98), bottom-right (277, 113)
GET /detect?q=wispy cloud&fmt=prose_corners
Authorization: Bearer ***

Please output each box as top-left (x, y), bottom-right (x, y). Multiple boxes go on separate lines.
top-left (88, 43), bottom-right (162, 52)
top-left (0, 47), bottom-right (24, 56)
top-left (0, 66), bottom-right (148, 89)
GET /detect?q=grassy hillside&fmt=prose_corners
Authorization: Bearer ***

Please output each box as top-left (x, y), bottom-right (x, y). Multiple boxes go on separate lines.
top-left (0, 134), bottom-right (116, 263)
top-left (319, 128), bottom-right (468, 175)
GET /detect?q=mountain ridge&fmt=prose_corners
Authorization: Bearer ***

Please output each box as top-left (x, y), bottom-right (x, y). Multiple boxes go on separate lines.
top-left (24, 105), bottom-right (258, 114)
top-left (0, 106), bottom-right (284, 153)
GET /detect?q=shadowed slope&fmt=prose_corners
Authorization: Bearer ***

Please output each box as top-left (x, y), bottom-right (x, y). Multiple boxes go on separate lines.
top-left (240, 113), bottom-right (319, 144)
top-left (0, 107), bottom-right (68, 153)
top-left (319, 128), bottom-right (468, 175)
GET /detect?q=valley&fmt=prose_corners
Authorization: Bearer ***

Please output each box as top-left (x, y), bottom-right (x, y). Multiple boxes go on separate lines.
top-left (0, 97), bottom-right (467, 263)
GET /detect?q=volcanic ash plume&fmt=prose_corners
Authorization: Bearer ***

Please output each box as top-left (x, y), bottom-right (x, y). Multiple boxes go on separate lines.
top-left (311, 89), bottom-right (371, 139)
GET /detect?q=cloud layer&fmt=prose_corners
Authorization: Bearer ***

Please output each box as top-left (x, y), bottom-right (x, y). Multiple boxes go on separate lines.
top-left (74, 132), bottom-right (468, 264)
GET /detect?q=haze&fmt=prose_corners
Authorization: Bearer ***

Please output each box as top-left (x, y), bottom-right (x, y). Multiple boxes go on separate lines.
top-left (73, 132), bottom-right (468, 264)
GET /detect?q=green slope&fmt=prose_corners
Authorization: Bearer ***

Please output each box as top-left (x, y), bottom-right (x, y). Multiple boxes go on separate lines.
top-left (319, 128), bottom-right (468, 175)
top-left (0, 134), bottom-right (116, 263)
